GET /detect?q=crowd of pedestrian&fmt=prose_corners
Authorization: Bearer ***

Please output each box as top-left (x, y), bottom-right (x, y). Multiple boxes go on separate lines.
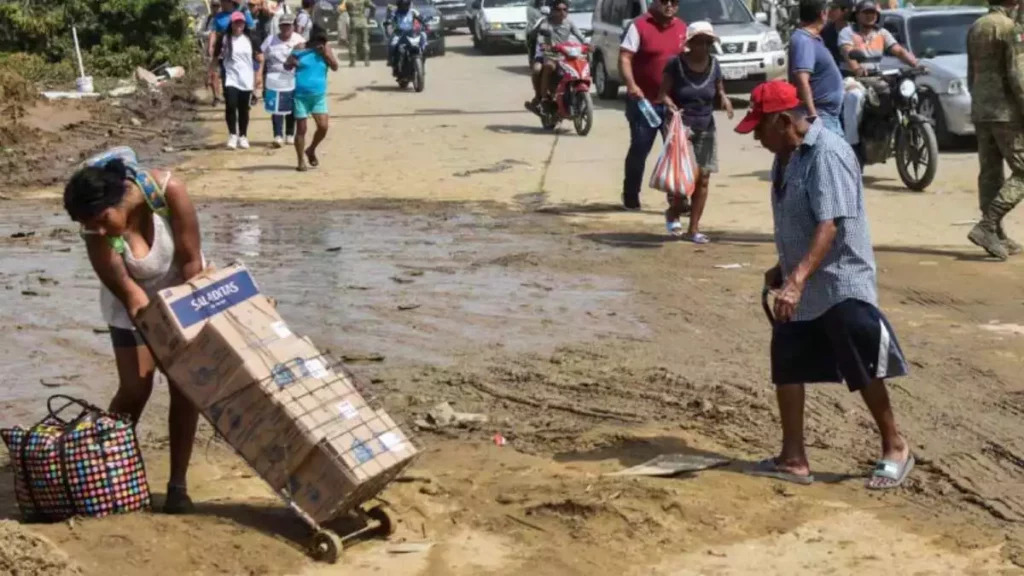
top-left (205, 0), bottom-right (337, 170)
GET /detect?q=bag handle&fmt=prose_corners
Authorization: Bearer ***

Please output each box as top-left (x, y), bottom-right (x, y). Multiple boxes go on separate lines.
top-left (45, 395), bottom-right (104, 425)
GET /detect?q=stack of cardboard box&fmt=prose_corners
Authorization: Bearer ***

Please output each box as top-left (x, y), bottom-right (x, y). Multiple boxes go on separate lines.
top-left (136, 264), bottom-right (417, 523)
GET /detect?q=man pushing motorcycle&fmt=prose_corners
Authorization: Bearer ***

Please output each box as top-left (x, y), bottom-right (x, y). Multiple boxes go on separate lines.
top-left (384, 0), bottom-right (427, 75)
top-left (525, 0), bottom-right (587, 114)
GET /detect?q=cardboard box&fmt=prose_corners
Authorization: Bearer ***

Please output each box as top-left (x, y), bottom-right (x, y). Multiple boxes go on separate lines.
top-left (287, 413), bottom-right (418, 523)
top-left (206, 384), bottom-right (317, 490)
top-left (166, 323), bottom-right (322, 409)
top-left (137, 264), bottom-right (418, 522)
top-left (136, 264), bottom-right (286, 364)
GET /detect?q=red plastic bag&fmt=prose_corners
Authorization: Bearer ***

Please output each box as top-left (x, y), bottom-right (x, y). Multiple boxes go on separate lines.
top-left (648, 112), bottom-right (698, 199)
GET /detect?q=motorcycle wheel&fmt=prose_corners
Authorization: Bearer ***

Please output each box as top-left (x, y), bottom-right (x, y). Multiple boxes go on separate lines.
top-left (413, 57), bottom-right (425, 93)
top-left (895, 120), bottom-right (938, 192)
top-left (573, 91), bottom-right (593, 136)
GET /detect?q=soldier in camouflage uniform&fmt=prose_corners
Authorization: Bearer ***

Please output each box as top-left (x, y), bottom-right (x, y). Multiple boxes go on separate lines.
top-left (965, 0), bottom-right (1024, 260)
top-left (344, 0), bottom-right (373, 66)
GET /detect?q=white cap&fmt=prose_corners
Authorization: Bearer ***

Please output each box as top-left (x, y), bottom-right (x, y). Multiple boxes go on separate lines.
top-left (686, 20), bottom-right (719, 44)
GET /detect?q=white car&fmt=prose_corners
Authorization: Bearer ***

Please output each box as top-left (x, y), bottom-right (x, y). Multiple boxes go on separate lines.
top-left (469, 0), bottom-right (531, 53)
top-left (590, 0), bottom-right (786, 98)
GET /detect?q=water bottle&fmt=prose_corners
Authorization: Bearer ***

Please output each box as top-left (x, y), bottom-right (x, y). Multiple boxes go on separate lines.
top-left (637, 98), bottom-right (662, 129)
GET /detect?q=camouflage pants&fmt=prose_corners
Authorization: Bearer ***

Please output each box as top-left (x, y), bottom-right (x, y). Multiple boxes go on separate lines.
top-left (977, 122), bottom-right (1024, 231)
top-left (349, 26), bottom-right (370, 63)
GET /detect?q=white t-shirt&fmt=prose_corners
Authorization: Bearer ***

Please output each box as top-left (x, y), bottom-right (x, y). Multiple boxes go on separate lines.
top-left (224, 34), bottom-right (256, 91)
top-left (262, 34), bottom-right (305, 91)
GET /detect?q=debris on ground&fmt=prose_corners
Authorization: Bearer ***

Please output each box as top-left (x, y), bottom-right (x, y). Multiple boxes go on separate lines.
top-left (414, 401), bottom-right (489, 430)
top-left (387, 542), bottom-right (434, 554)
top-left (606, 454), bottom-right (732, 477)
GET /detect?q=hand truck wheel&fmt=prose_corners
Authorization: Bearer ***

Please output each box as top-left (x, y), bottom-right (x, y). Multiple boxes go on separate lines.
top-left (310, 529), bottom-right (343, 564)
top-left (366, 505), bottom-right (396, 537)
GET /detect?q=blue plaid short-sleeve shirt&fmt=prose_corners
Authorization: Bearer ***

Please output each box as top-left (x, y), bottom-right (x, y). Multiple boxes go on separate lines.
top-left (771, 120), bottom-right (878, 322)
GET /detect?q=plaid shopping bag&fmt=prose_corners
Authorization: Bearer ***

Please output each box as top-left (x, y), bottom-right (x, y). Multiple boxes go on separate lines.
top-left (1, 395), bottom-right (151, 522)
top-left (648, 111), bottom-right (698, 199)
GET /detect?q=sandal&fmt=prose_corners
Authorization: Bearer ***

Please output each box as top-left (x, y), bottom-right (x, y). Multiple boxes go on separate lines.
top-left (746, 457), bottom-right (814, 485)
top-left (665, 221), bottom-right (684, 237)
top-left (866, 452), bottom-right (915, 490)
top-left (685, 232), bottom-right (710, 245)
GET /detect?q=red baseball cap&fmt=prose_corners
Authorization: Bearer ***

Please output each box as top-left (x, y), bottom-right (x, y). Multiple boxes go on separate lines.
top-left (734, 81), bottom-right (801, 134)
top-left (230, 10), bottom-right (246, 22)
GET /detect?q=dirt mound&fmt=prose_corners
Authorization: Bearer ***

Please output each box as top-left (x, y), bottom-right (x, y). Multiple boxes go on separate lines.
top-left (1, 75), bottom-right (202, 193)
top-left (0, 520), bottom-right (82, 576)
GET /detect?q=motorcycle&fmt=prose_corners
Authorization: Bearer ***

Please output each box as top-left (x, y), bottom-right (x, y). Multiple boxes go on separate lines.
top-left (531, 42), bottom-right (594, 136)
top-left (849, 52), bottom-right (938, 191)
top-left (391, 21), bottom-right (427, 92)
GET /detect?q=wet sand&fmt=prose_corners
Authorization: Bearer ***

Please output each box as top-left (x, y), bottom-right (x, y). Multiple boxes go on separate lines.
top-left (2, 34), bottom-right (1024, 576)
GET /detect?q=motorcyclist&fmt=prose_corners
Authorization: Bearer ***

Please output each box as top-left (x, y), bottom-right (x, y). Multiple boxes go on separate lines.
top-left (526, 0), bottom-right (586, 112)
top-left (837, 0), bottom-right (919, 148)
top-left (384, 0), bottom-right (427, 75)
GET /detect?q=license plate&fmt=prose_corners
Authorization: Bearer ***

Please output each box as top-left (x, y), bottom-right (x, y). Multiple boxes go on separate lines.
top-left (721, 66), bottom-right (749, 80)
top-left (514, 31), bottom-right (525, 41)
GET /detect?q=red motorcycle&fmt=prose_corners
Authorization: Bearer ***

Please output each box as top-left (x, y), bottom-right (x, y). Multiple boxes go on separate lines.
top-left (536, 42), bottom-right (594, 136)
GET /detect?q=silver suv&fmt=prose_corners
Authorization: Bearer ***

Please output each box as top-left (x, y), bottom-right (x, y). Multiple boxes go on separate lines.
top-left (590, 0), bottom-right (787, 99)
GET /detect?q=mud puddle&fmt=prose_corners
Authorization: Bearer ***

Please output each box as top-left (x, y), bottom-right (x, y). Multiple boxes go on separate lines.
top-left (0, 199), bottom-right (644, 410)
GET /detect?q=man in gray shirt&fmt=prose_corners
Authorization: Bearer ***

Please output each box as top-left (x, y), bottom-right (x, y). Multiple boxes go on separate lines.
top-left (734, 80), bottom-right (913, 490)
top-left (534, 0), bottom-right (586, 106)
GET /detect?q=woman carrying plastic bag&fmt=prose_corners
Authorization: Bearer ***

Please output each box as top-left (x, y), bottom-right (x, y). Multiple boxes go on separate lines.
top-left (653, 21), bottom-right (733, 244)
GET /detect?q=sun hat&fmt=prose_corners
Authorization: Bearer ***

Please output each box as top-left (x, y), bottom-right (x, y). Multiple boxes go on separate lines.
top-left (280, 12), bottom-right (296, 24)
top-left (734, 81), bottom-right (801, 134)
top-left (686, 21), bottom-right (719, 44)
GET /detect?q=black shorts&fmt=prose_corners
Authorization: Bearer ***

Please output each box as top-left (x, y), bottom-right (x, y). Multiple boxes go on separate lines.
top-left (771, 299), bottom-right (908, 391)
top-left (109, 326), bottom-right (144, 349)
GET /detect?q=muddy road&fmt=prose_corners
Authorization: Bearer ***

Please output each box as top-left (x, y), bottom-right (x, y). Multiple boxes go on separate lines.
top-left (2, 34), bottom-right (1024, 575)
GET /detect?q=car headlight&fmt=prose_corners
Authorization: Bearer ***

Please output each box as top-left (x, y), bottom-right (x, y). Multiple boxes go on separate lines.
top-left (428, 15), bottom-right (441, 25)
top-left (489, 21), bottom-right (504, 29)
top-left (899, 78), bottom-right (917, 98)
top-left (947, 78), bottom-right (966, 96)
top-left (761, 31), bottom-right (783, 52)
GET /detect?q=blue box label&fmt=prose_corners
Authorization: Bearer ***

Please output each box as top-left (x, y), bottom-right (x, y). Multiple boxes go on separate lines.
top-left (169, 269), bottom-right (259, 329)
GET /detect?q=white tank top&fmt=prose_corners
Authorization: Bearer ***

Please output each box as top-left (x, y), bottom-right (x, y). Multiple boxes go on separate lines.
top-left (100, 172), bottom-right (196, 330)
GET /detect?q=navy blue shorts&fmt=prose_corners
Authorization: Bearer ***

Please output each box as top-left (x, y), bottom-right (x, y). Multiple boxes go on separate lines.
top-left (771, 299), bottom-right (908, 391)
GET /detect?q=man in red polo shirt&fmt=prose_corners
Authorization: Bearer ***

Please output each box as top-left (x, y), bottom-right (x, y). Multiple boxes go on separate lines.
top-left (619, 0), bottom-right (687, 210)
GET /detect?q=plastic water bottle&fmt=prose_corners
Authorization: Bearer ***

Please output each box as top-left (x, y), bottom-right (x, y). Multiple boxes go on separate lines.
top-left (637, 98), bottom-right (662, 129)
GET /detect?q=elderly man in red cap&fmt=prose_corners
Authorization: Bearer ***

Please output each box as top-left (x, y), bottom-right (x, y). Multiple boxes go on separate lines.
top-left (737, 80), bottom-right (913, 490)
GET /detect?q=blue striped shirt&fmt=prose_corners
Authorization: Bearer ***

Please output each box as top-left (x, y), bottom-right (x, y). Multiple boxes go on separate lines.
top-left (771, 119), bottom-right (878, 322)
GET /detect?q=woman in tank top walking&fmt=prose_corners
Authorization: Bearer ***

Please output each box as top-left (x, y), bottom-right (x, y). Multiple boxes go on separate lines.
top-left (63, 152), bottom-right (204, 514)
top-left (658, 21), bottom-right (733, 243)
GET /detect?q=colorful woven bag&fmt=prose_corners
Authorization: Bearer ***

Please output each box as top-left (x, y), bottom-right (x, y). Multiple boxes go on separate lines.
top-left (1, 395), bottom-right (151, 522)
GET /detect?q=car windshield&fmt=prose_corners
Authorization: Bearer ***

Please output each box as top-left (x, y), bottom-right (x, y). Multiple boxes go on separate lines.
top-left (569, 0), bottom-right (597, 12)
top-left (485, 0), bottom-right (530, 6)
top-left (678, 0), bottom-right (751, 25)
top-left (907, 13), bottom-right (982, 57)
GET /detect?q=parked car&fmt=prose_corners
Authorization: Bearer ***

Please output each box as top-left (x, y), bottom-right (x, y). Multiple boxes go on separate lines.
top-left (367, 0), bottom-right (447, 58)
top-left (314, 0), bottom-right (342, 36)
top-left (468, 0), bottom-right (531, 53)
top-left (590, 0), bottom-right (786, 99)
top-left (434, 0), bottom-right (471, 31)
top-left (879, 7), bottom-right (984, 148)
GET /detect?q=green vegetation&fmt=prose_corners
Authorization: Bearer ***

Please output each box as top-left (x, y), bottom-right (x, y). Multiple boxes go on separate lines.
top-left (0, 0), bottom-right (201, 86)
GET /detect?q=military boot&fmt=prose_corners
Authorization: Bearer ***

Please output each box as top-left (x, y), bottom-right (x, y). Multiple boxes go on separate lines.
top-left (998, 225), bottom-right (1023, 256)
top-left (969, 221), bottom-right (1009, 261)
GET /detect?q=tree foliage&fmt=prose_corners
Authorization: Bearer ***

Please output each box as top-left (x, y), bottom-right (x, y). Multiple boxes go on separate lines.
top-left (0, 0), bottom-right (200, 81)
